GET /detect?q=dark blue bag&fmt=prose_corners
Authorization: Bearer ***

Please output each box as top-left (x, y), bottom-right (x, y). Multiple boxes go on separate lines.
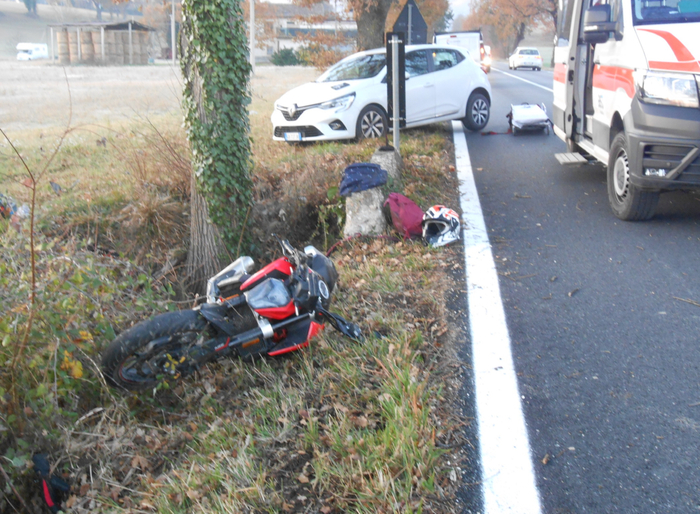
top-left (339, 163), bottom-right (387, 196)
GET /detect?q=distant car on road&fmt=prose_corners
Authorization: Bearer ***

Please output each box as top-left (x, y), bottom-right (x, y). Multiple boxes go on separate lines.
top-left (271, 44), bottom-right (492, 143)
top-left (16, 43), bottom-right (49, 61)
top-left (508, 47), bottom-right (543, 71)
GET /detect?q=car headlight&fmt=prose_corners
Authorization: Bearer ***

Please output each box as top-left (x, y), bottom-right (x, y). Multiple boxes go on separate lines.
top-left (636, 71), bottom-right (699, 108)
top-left (320, 93), bottom-right (355, 112)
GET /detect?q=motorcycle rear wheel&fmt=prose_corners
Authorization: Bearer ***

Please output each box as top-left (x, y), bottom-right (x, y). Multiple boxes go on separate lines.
top-left (101, 310), bottom-right (210, 391)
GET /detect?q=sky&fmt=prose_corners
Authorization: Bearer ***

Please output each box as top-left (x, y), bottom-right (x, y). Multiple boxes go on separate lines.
top-left (449, 0), bottom-right (471, 24)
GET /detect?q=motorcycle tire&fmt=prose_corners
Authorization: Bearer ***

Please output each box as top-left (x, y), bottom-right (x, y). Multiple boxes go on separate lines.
top-left (101, 310), bottom-right (211, 391)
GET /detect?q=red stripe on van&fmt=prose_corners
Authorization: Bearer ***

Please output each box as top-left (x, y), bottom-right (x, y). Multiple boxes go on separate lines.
top-left (553, 62), bottom-right (566, 83)
top-left (637, 29), bottom-right (700, 72)
top-left (592, 65), bottom-right (635, 98)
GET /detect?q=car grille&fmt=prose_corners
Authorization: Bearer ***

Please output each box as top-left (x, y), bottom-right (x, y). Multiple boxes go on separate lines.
top-left (274, 126), bottom-right (323, 138)
top-left (643, 144), bottom-right (700, 184)
top-left (277, 105), bottom-right (312, 121)
top-left (280, 109), bottom-right (305, 121)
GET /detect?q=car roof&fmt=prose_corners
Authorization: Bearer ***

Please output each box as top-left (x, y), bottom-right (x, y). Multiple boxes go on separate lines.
top-left (353, 43), bottom-right (468, 57)
top-left (517, 47), bottom-right (540, 51)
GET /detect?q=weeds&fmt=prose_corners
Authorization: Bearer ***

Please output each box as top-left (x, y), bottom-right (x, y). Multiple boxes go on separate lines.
top-left (0, 66), bottom-right (470, 513)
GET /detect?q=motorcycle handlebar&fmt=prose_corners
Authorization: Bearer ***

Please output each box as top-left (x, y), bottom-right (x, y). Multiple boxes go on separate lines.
top-left (273, 234), bottom-right (308, 269)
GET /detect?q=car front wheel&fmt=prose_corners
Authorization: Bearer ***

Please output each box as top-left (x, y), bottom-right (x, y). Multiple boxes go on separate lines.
top-left (463, 92), bottom-right (490, 131)
top-left (356, 105), bottom-right (387, 140)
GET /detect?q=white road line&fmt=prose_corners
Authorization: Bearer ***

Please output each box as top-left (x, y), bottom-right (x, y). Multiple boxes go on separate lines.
top-left (452, 120), bottom-right (542, 514)
top-left (491, 67), bottom-right (554, 93)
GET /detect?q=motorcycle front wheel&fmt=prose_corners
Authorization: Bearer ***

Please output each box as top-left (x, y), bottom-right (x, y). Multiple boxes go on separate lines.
top-left (101, 310), bottom-right (211, 391)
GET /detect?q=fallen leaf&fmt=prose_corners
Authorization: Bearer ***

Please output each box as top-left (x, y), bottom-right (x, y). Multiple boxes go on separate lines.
top-left (352, 415), bottom-right (369, 428)
top-left (542, 453), bottom-right (550, 465)
top-left (321, 506), bottom-right (332, 514)
top-left (186, 489), bottom-right (200, 500)
top-left (139, 499), bottom-right (155, 510)
top-left (297, 474), bottom-right (310, 484)
top-left (80, 483), bottom-right (91, 496)
top-left (333, 403), bottom-right (349, 414)
top-left (65, 495), bottom-right (77, 508)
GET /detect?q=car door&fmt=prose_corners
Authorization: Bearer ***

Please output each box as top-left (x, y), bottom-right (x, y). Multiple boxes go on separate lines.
top-left (431, 48), bottom-right (469, 118)
top-left (404, 49), bottom-right (435, 124)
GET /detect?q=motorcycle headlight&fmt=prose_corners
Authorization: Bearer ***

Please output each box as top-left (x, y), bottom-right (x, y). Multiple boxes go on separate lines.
top-left (637, 71), bottom-right (700, 108)
top-left (320, 93), bottom-right (356, 112)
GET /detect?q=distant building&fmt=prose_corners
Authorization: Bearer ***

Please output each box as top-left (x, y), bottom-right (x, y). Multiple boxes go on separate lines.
top-left (253, 1), bottom-right (357, 62)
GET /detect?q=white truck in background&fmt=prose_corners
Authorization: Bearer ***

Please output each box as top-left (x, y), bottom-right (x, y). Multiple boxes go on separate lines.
top-left (433, 30), bottom-right (489, 73)
top-left (16, 43), bottom-right (49, 61)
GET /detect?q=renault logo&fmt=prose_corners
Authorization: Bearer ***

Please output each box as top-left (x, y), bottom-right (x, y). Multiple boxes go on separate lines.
top-left (289, 103), bottom-right (298, 117)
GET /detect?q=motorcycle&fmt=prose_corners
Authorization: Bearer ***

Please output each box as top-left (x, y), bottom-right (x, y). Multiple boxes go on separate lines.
top-left (101, 237), bottom-right (362, 391)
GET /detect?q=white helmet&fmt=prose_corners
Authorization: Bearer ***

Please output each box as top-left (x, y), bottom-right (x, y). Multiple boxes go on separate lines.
top-left (422, 205), bottom-right (461, 247)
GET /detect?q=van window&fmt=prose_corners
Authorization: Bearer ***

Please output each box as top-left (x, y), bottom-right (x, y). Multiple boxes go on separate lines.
top-left (557, 0), bottom-right (575, 43)
top-left (632, 0), bottom-right (700, 24)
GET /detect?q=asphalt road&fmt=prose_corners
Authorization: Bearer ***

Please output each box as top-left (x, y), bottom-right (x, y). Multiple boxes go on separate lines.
top-left (462, 63), bottom-right (700, 513)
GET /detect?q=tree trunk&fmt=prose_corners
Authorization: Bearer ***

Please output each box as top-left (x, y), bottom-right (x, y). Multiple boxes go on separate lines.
top-left (181, 27), bottom-right (228, 296)
top-left (356, 0), bottom-right (396, 50)
top-left (186, 173), bottom-right (227, 296)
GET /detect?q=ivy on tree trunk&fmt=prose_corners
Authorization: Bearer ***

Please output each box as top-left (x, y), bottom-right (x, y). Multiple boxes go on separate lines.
top-left (180, 0), bottom-right (253, 294)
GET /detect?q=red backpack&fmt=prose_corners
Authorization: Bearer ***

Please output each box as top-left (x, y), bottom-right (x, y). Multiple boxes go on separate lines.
top-left (384, 193), bottom-right (423, 239)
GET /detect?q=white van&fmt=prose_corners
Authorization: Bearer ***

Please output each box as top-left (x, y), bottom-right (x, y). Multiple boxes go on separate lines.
top-left (552, 0), bottom-right (700, 220)
top-left (16, 43), bottom-right (49, 61)
top-left (434, 31), bottom-right (489, 73)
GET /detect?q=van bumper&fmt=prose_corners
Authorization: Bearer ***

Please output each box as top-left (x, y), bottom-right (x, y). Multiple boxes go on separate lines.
top-left (627, 99), bottom-right (700, 191)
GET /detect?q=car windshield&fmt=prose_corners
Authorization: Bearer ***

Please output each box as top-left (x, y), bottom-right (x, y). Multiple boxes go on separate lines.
top-left (520, 49), bottom-right (540, 55)
top-left (632, 0), bottom-right (700, 24)
top-left (317, 53), bottom-right (386, 82)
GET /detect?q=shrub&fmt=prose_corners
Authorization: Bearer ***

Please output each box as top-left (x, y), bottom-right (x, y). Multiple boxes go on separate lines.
top-left (270, 48), bottom-right (301, 66)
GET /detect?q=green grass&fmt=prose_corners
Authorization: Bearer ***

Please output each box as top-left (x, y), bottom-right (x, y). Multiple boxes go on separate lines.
top-left (0, 63), bottom-right (469, 512)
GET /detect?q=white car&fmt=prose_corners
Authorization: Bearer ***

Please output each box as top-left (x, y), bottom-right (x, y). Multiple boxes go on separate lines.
top-left (16, 43), bottom-right (48, 61)
top-left (508, 47), bottom-right (543, 71)
top-left (271, 44), bottom-right (492, 142)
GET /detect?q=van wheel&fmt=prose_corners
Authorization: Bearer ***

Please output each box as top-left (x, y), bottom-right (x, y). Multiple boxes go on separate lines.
top-left (607, 132), bottom-right (659, 221)
top-left (463, 92), bottom-right (490, 131)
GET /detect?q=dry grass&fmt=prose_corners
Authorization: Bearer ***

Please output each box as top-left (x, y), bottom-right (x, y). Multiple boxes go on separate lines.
top-left (0, 59), bottom-right (472, 513)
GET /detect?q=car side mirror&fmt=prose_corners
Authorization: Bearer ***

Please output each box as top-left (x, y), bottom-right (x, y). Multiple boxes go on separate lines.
top-left (583, 4), bottom-right (615, 44)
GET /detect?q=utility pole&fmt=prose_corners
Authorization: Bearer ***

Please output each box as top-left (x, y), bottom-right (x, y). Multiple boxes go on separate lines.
top-left (391, 34), bottom-right (400, 152)
top-left (250, 0), bottom-right (255, 74)
top-left (171, 0), bottom-right (176, 65)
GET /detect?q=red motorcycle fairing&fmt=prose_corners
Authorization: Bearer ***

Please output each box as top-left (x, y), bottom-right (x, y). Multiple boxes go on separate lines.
top-left (240, 257), bottom-right (294, 291)
top-left (267, 318), bottom-right (324, 356)
top-left (254, 300), bottom-right (296, 320)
